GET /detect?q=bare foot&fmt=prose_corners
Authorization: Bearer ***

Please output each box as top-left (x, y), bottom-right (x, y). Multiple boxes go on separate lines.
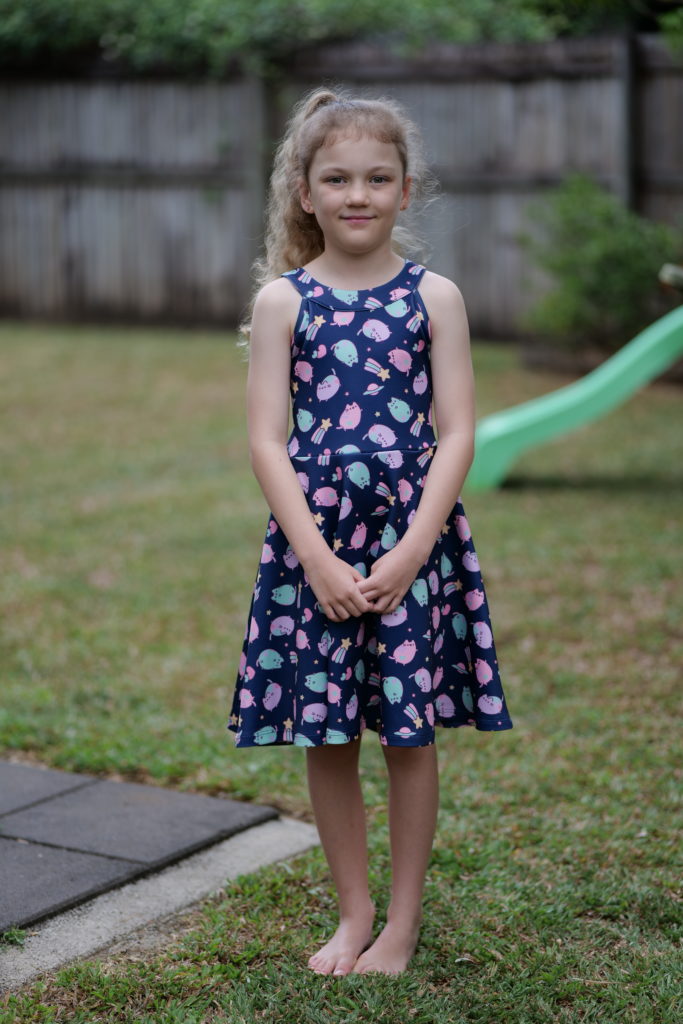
top-left (351, 916), bottom-right (421, 975)
top-left (308, 903), bottom-right (376, 976)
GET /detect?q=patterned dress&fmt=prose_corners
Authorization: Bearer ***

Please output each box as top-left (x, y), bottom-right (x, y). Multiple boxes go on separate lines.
top-left (228, 260), bottom-right (513, 747)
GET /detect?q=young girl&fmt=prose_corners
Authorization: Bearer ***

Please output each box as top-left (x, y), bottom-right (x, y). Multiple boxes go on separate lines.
top-left (228, 87), bottom-right (513, 977)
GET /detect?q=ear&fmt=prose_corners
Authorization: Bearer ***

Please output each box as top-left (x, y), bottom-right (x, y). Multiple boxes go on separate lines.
top-left (299, 179), bottom-right (315, 215)
top-left (400, 175), bottom-right (413, 211)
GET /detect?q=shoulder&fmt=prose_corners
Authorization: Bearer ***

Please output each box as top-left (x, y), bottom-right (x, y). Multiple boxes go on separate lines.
top-left (417, 271), bottom-right (470, 353)
top-left (253, 276), bottom-right (302, 315)
top-left (251, 277), bottom-right (302, 341)
top-left (416, 270), bottom-right (466, 315)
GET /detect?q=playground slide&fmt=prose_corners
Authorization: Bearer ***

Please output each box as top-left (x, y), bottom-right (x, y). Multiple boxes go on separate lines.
top-left (466, 303), bottom-right (683, 491)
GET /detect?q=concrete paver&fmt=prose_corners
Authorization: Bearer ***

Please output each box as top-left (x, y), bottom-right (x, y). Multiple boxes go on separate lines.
top-left (0, 816), bottom-right (320, 990)
top-left (0, 763), bottom-right (96, 816)
top-left (0, 762), bottom-right (279, 933)
top-left (0, 838), bottom-right (133, 935)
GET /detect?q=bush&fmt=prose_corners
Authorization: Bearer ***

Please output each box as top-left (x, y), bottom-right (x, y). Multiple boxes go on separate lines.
top-left (522, 175), bottom-right (683, 350)
top-left (0, 0), bottom-right (676, 75)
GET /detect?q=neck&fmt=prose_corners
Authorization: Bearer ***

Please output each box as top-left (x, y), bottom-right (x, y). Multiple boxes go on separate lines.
top-left (306, 246), bottom-right (405, 290)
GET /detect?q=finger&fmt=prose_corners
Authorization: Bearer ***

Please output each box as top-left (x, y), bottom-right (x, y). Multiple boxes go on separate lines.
top-left (352, 593), bottom-right (374, 616)
top-left (342, 589), bottom-right (371, 617)
top-left (324, 600), bottom-right (342, 622)
top-left (357, 578), bottom-right (380, 598)
top-left (374, 594), bottom-right (398, 614)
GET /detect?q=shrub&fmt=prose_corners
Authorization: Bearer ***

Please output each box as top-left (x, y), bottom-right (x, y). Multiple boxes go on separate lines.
top-left (522, 175), bottom-right (682, 350)
top-left (0, 0), bottom-right (676, 75)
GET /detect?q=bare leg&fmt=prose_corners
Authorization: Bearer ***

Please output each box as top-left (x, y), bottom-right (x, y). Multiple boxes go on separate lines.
top-left (352, 742), bottom-right (439, 975)
top-left (305, 738), bottom-right (376, 976)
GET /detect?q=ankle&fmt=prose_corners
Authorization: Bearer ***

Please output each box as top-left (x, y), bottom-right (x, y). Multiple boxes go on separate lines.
top-left (339, 898), bottom-right (375, 922)
top-left (386, 905), bottom-right (423, 931)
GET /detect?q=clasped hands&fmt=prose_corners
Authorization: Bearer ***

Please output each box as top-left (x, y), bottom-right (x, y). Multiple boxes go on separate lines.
top-left (304, 543), bottom-right (425, 623)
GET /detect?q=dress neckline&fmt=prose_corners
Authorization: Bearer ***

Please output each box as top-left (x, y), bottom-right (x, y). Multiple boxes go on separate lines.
top-left (298, 259), bottom-right (411, 295)
top-left (284, 259), bottom-right (424, 311)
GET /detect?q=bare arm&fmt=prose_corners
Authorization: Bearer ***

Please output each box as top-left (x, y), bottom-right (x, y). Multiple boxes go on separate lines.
top-left (246, 280), bottom-right (374, 622)
top-left (357, 272), bottom-right (475, 612)
top-left (400, 272), bottom-right (475, 559)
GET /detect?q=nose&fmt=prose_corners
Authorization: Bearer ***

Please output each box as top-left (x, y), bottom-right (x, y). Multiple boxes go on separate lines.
top-left (346, 180), bottom-right (369, 205)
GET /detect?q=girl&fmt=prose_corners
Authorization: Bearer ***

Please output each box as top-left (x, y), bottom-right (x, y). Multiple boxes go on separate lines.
top-left (228, 87), bottom-right (513, 976)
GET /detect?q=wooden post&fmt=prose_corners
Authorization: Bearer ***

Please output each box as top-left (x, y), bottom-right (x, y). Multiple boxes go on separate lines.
top-left (239, 74), bottom-right (268, 313)
top-left (616, 31), bottom-right (637, 210)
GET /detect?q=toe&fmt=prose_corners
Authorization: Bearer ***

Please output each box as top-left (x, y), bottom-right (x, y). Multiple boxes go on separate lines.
top-left (351, 958), bottom-right (371, 975)
top-left (308, 954), bottom-right (333, 974)
top-left (332, 955), bottom-right (356, 977)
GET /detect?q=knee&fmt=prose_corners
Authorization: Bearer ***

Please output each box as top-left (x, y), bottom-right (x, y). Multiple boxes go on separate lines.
top-left (306, 737), bottom-right (362, 762)
top-left (381, 742), bottom-right (437, 766)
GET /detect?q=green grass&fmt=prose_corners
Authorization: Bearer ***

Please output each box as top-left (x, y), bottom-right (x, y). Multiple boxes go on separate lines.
top-left (1, 323), bottom-right (681, 1023)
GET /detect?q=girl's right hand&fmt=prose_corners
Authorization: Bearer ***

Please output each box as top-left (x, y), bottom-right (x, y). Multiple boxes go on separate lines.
top-left (303, 552), bottom-right (375, 622)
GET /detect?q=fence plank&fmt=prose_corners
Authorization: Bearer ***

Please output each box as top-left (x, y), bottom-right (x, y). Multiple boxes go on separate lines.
top-left (0, 34), bottom-right (680, 331)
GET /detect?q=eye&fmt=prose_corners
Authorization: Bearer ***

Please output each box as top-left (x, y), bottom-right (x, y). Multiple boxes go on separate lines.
top-left (370, 175), bottom-right (390, 184)
top-left (325, 175), bottom-right (345, 184)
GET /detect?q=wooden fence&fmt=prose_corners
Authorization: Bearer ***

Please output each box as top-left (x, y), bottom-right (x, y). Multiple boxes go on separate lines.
top-left (0, 34), bottom-right (681, 335)
top-left (0, 76), bottom-right (266, 324)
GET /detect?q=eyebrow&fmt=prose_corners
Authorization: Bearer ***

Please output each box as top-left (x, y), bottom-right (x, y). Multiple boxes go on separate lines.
top-left (317, 165), bottom-right (397, 175)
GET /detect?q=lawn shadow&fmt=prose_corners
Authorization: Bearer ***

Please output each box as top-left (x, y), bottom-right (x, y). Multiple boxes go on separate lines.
top-left (502, 471), bottom-right (683, 495)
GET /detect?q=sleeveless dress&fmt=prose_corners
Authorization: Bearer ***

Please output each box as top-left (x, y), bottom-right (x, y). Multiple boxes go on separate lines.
top-left (227, 260), bottom-right (513, 747)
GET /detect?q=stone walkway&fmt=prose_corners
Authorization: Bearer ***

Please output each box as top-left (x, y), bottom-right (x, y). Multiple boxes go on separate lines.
top-left (0, 761), bottom-right (279, 934)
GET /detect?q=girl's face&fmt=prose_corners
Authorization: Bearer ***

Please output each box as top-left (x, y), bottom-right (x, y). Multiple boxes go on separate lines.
top-left (299, 133), bottom-right (411, 259)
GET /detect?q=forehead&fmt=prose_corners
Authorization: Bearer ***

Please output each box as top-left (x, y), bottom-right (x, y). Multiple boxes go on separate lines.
top-left (309, 132), bottom-right (402, 171)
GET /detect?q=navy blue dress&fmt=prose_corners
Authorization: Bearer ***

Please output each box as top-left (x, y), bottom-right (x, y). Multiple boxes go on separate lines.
top-left (228, 260), bottom-right (513, 747)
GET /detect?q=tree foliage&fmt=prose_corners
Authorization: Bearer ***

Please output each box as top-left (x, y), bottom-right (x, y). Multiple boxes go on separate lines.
top-left (0, 0), bottom-right (680, 75)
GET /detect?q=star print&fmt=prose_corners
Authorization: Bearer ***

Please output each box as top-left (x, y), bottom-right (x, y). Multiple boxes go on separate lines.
top-left (414, 716), bottom-right (423, 729)
top-left (313, 512), bottom-right (324, 525)
top-left (387, 494), bottom-right (396, 505)
top-left (416, 310), bottom-right (424, 320)
top-left (340, 637), bottom-right (351, 649)
top-left (417, 412), bottom-right (425, 423)
top-left (454, 579), bottom-right (463, 590)
top-left (441, 523), bottom-right (450, 535)
top-left (283, 718), bottom-right (293, 730)
top-left (291, 382), bottom-right (299, 393)
top-left (333, 538), bottom-right (343, 551)
top-left (230, 713), bottom-right (239, 726)
top-left (377, 642), bottom-right (387, 654)
top-left (378, 368), bottom-right (390, 381)
top-left (320, 417), bottom-right (332, 429)
top-left (314, 315), bottom-right (325, 328)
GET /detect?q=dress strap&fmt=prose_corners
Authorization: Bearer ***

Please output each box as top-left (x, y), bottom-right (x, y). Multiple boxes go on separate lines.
top-left (404, 261), bottom-right (427, 286)
top-left (281, 268), bottom-right (315, 296)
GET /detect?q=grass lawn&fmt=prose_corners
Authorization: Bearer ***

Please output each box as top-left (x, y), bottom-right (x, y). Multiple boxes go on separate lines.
top-left (1, 322), bottom-right (681, 1023)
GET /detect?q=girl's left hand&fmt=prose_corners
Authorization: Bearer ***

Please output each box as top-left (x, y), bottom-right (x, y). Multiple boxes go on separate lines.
top-left (356, 543), bottom-right (425, 615)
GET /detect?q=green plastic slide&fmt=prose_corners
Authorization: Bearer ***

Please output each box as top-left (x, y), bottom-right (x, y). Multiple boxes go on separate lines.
top-left (467, 304), bottom-right (683, 491)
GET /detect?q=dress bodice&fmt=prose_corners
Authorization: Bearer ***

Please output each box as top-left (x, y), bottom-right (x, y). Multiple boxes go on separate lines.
top-left (282, 260), bottom-right (435, 459)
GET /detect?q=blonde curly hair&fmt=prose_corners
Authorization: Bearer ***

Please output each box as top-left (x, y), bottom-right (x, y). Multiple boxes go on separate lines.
top-left (238, 86), bottom-right (437, 347)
